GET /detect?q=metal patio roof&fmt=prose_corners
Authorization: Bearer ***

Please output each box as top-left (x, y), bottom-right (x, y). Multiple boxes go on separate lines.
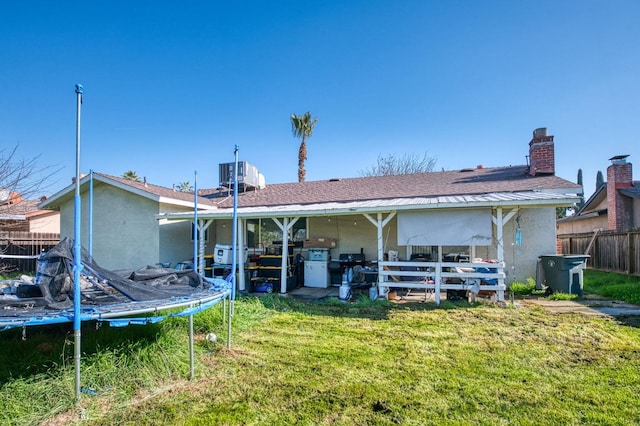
top-left (157, 190), bottom-right (580, 221)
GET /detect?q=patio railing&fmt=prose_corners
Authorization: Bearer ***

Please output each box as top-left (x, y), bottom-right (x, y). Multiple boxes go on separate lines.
top-left (377, 260), bottom-right (506, 305)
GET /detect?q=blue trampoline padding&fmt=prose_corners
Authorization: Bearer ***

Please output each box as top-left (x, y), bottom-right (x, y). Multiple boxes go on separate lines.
top-left (0, 289), bottom-right (231, 331)
top-left (0, 239), bottom-right (233, 331)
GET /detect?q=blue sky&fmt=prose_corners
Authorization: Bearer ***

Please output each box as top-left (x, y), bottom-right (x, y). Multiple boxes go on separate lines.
top-left (1, 1), bottom-right (638, 198)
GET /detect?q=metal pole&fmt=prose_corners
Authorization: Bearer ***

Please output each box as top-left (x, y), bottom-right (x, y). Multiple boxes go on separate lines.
top-left (189, 310), bottom-right (195, 380)
top-left (190, 171), bottom-right (198, 379)
top-left (73, 84), bottom-right (84, 402)
top-left (227, 145), bottom-right (239, 349)
top-left (193, 171), bottom-right (198, 273)
top-left (88, 170), bottom-right (93, 257)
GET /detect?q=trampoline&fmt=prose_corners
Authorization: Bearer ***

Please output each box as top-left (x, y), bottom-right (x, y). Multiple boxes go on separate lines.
top-left (0, 85), bottom-right (239, 401)
top-left (0, 238), bottom-right (231, 331)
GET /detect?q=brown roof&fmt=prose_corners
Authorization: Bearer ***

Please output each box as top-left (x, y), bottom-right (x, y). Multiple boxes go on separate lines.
top-left (95, 173), bottom-right (216, 206)
top-left (201, 166), bottom-right (581, 209)
top-left (0, 198), bottom-right (42, 216)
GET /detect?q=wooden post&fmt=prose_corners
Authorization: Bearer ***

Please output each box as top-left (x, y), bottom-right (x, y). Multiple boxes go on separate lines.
top-left (627, 231), bottom-right (634, 275)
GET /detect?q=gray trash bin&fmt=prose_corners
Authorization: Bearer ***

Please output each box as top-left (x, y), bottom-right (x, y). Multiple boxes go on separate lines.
top-left (540, 254), bottom-right (590, 296)
top-left (539, 255), bottom-right (590, 296)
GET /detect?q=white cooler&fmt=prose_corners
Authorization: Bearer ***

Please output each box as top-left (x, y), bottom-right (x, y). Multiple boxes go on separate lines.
top-left (304, 261), bottom-right (330, 288)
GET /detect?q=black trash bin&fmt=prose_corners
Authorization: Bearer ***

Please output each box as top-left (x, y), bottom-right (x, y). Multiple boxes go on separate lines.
top-left (539, 254), bottom-right (590, 296)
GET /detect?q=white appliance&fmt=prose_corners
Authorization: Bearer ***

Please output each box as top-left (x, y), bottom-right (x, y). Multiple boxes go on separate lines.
top-left (214, 244), bottom-right (247, 264)
top-left (304, 261), bottom-right (330, 288)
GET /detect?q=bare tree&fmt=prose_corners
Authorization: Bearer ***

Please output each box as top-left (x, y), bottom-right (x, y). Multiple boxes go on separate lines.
top-left (1, 145), bottom-right (61, 271)
top-left (1, 145), bottom-right (60, 210)
top-left (359, 152), bottom-right (437, 177)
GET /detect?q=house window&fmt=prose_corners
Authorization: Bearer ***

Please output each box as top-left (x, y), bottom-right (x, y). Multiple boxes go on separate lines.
top-left (246, 217), bottom-right (308, 249)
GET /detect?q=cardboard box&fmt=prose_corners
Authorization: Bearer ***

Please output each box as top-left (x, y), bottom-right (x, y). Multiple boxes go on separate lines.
top-left (303, 238), bottom-right (337, 249)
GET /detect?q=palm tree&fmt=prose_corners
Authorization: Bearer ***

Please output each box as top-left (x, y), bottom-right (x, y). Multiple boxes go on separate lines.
top-left (177, 181), bottom-right (193, 192)
top-left (290, 111), bottom-right (318, 183)
top-left (122, 170), bottom-right (141, 182)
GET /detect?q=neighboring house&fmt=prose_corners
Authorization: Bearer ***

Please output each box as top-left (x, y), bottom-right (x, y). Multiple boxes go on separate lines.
top-left (41, 129), bottom-right (581, 297)
top-left (39, 173), bottom-right (216, 270)
top-left (557, 155), bottom-right (639, 234)
top-left (0, 191), bottom-right (60, 233)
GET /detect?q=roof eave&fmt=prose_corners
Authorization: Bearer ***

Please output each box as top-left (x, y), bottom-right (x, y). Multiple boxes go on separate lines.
top-left (157, 193), bottom-right (580, 221)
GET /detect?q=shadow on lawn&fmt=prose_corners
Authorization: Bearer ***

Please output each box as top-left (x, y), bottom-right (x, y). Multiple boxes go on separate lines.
top-left (249, 292), bottom-right (478, 321)
top-left (614, 315), bottom-right (640, 329)
top-left (0, 321), bottom-right (163, 382)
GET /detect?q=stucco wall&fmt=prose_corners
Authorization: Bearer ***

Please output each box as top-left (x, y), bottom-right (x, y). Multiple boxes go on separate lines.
top-left (309, 214), bottom-right (399, 261)
top-left (60, 183), bottom-right (161, 270)
top-left (557, 215), bottom-right (608, 235)
top-left (28, 212), bottom-right (60, 233)
top-left (498, 208), bottom-right (557, 284)
top-left (157, 202), bottom-right (216, 266)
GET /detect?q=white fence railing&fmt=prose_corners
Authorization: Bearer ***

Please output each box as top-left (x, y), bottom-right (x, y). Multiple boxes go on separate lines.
top-left (377, 260), bottom-right (506, 305)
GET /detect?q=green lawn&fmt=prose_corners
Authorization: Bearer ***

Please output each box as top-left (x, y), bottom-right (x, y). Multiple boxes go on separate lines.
top-left (584, 269), bottom-right (640, 304)
top-left (1, 272), bottom-right (639, 425)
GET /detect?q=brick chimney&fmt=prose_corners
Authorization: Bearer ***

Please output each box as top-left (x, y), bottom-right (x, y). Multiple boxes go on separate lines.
top-left (607, 155), bottom-right (633, 231)
top-left (528, 127), bottom-right (555, 176)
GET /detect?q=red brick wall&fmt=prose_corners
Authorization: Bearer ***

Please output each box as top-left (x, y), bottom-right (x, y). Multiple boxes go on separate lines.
top-left (607, 162), bottom-right (633, 231)
top-left (529, 135), bottom-right (555, 175)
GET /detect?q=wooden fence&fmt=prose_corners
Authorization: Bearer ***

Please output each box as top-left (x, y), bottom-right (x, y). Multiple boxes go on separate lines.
top-left (0, 231), bottom-right (60, 273)
top-left (558, 230), bottom-right (640, 276)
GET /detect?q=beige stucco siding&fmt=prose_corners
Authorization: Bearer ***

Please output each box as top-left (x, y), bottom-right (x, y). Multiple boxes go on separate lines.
top-left (60, 183), bottom-right (160, 270)
top-left (496, 208), bottom-right (557, 284)
top-left (158, 203), bottom-right (216, 266)
top-left (28, 212), bottom-right (60, 233)
top-left (557, 215), bottom-right (608, 234)
top-left (309, 215), bottom-right (399, 260)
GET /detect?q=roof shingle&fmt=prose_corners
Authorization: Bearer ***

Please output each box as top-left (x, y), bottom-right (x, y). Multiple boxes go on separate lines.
top-left (201, 166), bottom-right (580, 209)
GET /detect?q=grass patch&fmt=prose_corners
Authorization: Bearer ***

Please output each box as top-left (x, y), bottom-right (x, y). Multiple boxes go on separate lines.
top-left (508, 277), bottom-right (536, 295)
top-left (584, 269), bottom-right (640, 304)
top-left (2, 294), bottom-right (639, 425)
top-left (548, 292), bottom-right (578, 301)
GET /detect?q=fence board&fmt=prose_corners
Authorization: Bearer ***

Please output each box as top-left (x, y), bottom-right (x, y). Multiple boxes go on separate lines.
top-left (0, 231), bottom-right (60, 273)
top-left (558, 230), bottom-right (640, 276)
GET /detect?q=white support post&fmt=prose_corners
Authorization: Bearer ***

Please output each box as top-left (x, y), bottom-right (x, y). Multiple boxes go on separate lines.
top-left (280, 218), bottom-right (289, 293)
top-left (198, 219), bottom-right (213, 275)
top-left (495, 207), bottom-right (504, 264)
top-left (364, 212), bottom-right (395, 298)
top-left (435, 266), bottom-right (441, 305)
top-left (494, 207), bottom-right (505, 302)
top-left (271, 217), bottom-right (299, 294)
